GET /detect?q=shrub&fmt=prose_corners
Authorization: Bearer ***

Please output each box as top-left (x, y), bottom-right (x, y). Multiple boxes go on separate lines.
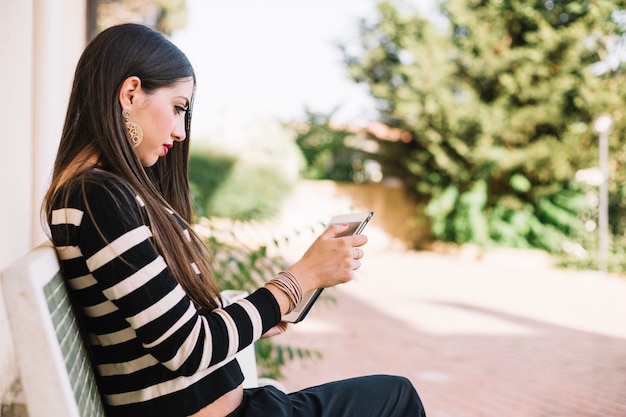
top-left (189, 146), bottom-right (294, 221)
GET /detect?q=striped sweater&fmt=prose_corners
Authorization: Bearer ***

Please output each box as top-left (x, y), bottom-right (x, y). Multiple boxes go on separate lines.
top-left (49, 172), bottom-right (281, 417)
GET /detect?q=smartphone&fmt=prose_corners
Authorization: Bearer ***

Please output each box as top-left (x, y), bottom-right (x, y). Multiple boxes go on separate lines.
top-left (282, 211), bottom-right (374, 323)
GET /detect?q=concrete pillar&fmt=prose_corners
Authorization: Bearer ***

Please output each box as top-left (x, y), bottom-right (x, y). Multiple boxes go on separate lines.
top-left (0, 2), bottom-right (35, 269)
top-left (0, 0), bottom-right (35, 405)
top-left (32, 0), bottom-right (64, 246)
top-left (30, 0), bottom-right (86, 247)
top-left (0, 0), bottom-right (86, 411)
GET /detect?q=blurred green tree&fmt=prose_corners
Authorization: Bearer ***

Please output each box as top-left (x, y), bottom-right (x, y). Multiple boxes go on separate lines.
top-left (292, 110), bottom-right (380, 183)
top-left (91, 0), bottom-right (187, 37)
top-left (340, 0), bottom-right (626, 253)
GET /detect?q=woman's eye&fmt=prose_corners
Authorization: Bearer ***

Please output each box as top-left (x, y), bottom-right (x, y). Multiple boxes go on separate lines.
top-left (175, 106), bottom-right (187, 115)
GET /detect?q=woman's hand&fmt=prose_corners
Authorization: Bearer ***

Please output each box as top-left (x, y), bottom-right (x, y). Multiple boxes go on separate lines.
top-left (261, 321), bottom-right (289, 338)
top-left (264, 224), bottom-right (368, 316)
top-left (287, 223), bottom-right (368, 295)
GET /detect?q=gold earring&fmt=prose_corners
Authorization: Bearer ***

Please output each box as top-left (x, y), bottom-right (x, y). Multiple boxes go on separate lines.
top-left (122, 109), bottom-right (143, 147)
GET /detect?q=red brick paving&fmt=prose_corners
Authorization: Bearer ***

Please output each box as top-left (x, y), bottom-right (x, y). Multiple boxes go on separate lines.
top-left (273, 249), bottom-right (626, 417)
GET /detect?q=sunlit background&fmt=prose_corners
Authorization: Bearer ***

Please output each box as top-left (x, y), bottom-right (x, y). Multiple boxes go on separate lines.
top-left (172, 0), bottom-right (439, 137)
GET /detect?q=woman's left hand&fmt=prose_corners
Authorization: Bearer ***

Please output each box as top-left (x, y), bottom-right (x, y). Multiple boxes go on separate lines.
top-left (261, 321), bottom-right (289, 338)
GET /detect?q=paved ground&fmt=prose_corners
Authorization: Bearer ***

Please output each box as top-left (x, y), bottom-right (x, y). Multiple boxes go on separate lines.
top-left (273, 246), bottom-right (626, 417)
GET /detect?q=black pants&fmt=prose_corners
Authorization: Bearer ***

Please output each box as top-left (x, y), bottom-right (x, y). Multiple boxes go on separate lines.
top-left (227, 374), bottom-right (426, 417)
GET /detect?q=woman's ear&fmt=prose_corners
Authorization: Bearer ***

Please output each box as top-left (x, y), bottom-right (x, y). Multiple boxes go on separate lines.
top-left (118, 76), bottom-right (142, 110)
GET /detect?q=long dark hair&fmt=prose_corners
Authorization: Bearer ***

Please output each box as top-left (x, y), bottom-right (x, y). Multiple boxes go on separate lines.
top-left (43, 23), bottom-right (221, 310)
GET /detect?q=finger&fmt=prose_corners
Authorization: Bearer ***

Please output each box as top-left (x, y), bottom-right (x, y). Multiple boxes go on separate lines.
top-left (353, 248), bottom-right (364, 260)
top-left (261, 322), bottom-right (289, 338)
top-left (314, 224), bottom-right (349, 243)
top-left (326, 223), bottom-right (350, 238)
top-left (346, 233), bottom-right (368, 247)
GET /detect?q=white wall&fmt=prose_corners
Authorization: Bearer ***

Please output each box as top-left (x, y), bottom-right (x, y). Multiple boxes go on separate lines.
top-left (0, 0), bottom-right (86, 410)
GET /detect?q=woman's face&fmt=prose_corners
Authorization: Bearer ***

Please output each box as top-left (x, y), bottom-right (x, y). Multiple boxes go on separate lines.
top-left (128, 77), bottom-right (194, 167)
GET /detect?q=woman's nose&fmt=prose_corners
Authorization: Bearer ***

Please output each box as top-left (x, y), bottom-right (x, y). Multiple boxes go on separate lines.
top-left (173, 121), bottom-right (186, 142)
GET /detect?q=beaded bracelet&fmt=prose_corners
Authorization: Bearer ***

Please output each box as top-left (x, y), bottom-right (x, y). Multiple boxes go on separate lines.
top-left (268, 271), bottom-right (303, 313)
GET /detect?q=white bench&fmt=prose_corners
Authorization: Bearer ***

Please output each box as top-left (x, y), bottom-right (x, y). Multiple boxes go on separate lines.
top-left (1, 242), bottom-right (279, 417)
top-left (1, 242), bottom-right (106, 417)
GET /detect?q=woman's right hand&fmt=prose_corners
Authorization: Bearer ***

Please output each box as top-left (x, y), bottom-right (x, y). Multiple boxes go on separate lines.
top-left (286, 223), bottom-right (368, 295)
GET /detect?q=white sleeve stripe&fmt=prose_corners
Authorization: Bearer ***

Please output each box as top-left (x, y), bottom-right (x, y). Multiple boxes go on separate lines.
top-left (83, 300), bottom-right (119, 317)
top-left (86, 225), bottom-right (153, 271)
top-left (196, 318), bottom-right (214, 370)
top-left (237, 299), bottom-right (264, 341)
top-left (127, 285), bottom-right (186, 329)
top-left (51, 208), bottom-right (84, 226)
top-left (142, 302), bottom-right (196, 349)
top-left (98, 354), bottom-right (159, 376)
top-left (90, 327), bottom-right (137, 346)
top-left (162, 320), bottom-right (203, 371)
top-left (214, 309), bottom-right (239, 358)
top-left (103, 257), bottom-right (167, 299)
top-left (67, 274), bottom-right (97, 290)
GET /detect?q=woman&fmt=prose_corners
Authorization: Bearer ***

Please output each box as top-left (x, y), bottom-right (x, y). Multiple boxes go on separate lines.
top-left (43, 23), bottom-right (426, 417)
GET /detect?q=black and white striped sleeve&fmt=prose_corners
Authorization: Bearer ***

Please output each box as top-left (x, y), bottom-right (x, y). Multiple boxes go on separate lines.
top-left (51, 177), bottom-right (281, 376)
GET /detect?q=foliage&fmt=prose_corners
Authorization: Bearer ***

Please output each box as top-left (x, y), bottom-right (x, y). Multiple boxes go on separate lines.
top-left (292, 110), bottom-right (380, 183)
top-left (207, 164), bottom-right (293, 221)
top-left (254, 338), bottom-right (321, 380)
top-left (94, 0), bottom-right (187, 36)
top-left (188, 147), bottom-right (293, 221)
top-left (340, 0), bottom-right (626, 253)
top-left (188, 149), bottom-right (237, 218)
top-left (555, 226), bottom-right (626, 274)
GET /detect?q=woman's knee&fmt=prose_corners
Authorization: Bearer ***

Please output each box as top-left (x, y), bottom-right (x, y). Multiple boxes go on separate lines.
top-left (372, 374), bottom-right (415, 392)
top-left (378, 375), bottom-right (426, 416)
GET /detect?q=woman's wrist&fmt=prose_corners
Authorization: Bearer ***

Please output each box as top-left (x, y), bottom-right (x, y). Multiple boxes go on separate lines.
top-left (264, 283), bottom-right (291, 316)
top-left (266, 271), bottom-right (303, 314)
top-left (285, 263), bottom-right (317, 295)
